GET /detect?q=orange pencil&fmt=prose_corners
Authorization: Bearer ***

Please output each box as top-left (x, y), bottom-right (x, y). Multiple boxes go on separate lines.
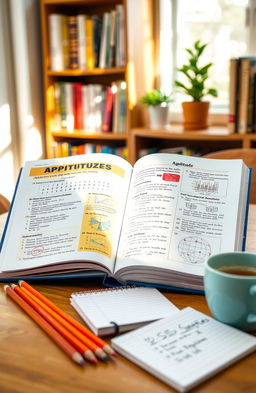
top-left (3, 285), bottom-right (85, 366)
top-left (19, 280), bottom-right (116, 356)
top-left (11, 284), bottom-right (97, 364)
top-left (19, 285), bottom-right (108, 361)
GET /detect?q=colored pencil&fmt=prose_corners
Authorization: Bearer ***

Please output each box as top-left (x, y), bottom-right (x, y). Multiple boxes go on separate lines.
top-left (19, 285), bottom-right (108, 362)
top-left (19, 280), bottom-right (116, 357)
top-left (11, 284), bottom-right (97, 364)
top-left (3, 285), bottom-right (85, 366)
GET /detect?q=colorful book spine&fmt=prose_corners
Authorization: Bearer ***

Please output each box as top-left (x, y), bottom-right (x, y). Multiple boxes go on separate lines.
top-left (68, 16), bottom-right (79, 69)
top-left (85, 17), bottom-right (95, 70)
top-left (102, 87), bottom-right (114, 132)
top-left (73, 83), bottom-right (83, 130)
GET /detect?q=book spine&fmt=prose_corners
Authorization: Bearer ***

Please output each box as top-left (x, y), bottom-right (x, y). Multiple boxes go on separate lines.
top-left (54, 82), bottom-right (62, 130)
top-left (119, 81), bottom-right (127, 134)
top-left (228, 58), bottom-right (238, 134)
top-left (68, 16), bottom-right (79, 69)
top-left (61, 15), bottom-right (69, 69)
top-left (59, 82), bottom-right (67, 129)
top-left (85, 18), bottom-right (95, 70)
top-left (238, 59), bottom-right (251, 134)
top-left (73, 82), bottom-right (83, 130)
top-left (49, 14), bottom-right (63, 71)
top-left (65, 82), bottom-right (74, 133)
top-left (246, 63), bottom-right (256, 133)
top-left (77, 15), bottom-right (86, 70)
top-left (92, 15), bottom-right (102, 68)
top-left (46, 85), bottom-right (56, 131)
top-left (116, 5), bottom-right (125, 67)
top-left (109, 10), bottom-right (116, 68)
top-left (99, 13), bottom-right (108, 68)
top-left (82, 85), bottom-right (89, 132)
top-left (102, 87), bottom-right (114, 133)
top-left (112, 81), bottom-right (119, 133)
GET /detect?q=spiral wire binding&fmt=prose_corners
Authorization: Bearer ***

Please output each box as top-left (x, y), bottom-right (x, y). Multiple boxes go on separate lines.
top-left (71, 284), bottom-right (139, 297)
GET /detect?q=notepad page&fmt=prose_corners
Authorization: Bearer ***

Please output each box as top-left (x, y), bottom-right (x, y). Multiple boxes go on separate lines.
top-left (112, 307), bottom-right (256, 392)
top-left (71, 287), bottom-right (178, 331)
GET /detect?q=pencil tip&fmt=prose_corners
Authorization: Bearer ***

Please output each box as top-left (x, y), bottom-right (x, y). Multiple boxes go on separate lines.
top-left (103, 344), bottom-right (117, 357)
top-left (18, 280), bottom-right (24, 287)
top-left (95, 348), bottom-right (110, 361)
top-left (73, 352), bottom-right (86, 366)
top-left (3, 285), bottom-right (9, 293)
top-left (10, 283), bottom-right (16, 289)
top-left (84, 350), bottom-right (98, 364)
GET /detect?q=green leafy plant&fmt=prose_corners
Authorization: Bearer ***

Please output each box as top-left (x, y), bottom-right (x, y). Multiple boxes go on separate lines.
top-left (140, 89), bottom-right (173, 106)
top-left (174, 40), bottom-right (218, 102)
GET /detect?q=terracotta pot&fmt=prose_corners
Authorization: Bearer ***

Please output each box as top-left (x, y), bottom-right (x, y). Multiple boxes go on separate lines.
top-left (182, 101), bottom-right (209, 131)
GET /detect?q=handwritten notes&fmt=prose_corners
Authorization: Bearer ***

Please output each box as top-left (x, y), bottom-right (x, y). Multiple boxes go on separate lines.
top-left (143, 316), bottom-right (210, 362)
top-left (112, 307), bottom-right (256, 392)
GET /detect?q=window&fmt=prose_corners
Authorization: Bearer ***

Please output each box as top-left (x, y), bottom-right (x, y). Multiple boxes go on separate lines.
top-left (158, 0), bottom-right (254, 119)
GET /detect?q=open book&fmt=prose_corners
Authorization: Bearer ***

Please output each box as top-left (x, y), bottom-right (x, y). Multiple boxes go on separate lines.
top-left (0, 153), bottom-right (251, 292)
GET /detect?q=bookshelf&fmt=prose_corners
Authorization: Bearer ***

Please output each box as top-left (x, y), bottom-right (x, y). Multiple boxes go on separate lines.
top-left (129, 126), bottom-right (256, 165)
top-left (40, 0), bottom-right (129, 159)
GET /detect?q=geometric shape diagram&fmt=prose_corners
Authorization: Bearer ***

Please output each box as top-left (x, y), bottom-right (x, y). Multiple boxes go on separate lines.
top-left (178, 236), bottom-right (211, 264)
top-left (90, 218), bottom-right (110, 231)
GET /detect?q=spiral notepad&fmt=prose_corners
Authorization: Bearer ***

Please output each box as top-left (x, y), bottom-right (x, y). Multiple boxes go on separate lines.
top-left (70, 286), bottom-right (179, 336)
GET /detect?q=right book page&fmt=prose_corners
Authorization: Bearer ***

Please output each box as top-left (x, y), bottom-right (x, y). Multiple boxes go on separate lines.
top-left (114, 153), bottom-right (250, 286)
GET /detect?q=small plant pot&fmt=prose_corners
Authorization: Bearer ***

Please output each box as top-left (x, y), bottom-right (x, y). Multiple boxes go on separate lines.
top-left (148, 106), bottom-right (169, 129)
top-left (182, 101), bottom-right (209, 131)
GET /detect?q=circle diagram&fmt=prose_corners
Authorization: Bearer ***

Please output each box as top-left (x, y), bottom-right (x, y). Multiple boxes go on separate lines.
top-left (178, 236), bottom-right (211, 264)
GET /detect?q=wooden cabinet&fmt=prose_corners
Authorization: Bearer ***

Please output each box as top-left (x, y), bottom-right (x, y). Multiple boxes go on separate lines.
top-left (40, 0), bottom-right (129, 159)
top-left (129, 126), bottom-right (256, 165)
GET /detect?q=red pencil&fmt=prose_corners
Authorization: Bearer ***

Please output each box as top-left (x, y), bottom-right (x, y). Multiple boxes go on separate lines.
top-left (3, 285), bottom-right (85, 366)
top-left (19, 280), bottom-right (116, 356)
top-left (11, 284), bottom-right (97, 364)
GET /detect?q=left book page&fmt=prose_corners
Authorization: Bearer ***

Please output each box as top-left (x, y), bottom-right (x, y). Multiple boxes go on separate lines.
top-left (0, 153), bottom-right (132, 278)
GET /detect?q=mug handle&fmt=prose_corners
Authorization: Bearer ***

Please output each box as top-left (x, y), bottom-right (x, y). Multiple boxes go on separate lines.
top-left (246, 285), bottom-right (256, 324)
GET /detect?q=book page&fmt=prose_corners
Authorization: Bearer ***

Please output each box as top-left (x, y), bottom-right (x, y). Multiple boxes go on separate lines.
top-left (0, 154), bottom-right (132, 274)
top-left (115, 153), bottom-right (248, 277)
top-left (111, 307), bottom-right (256, 392)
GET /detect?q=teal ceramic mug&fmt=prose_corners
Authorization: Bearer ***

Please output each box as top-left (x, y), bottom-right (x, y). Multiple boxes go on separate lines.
top-left (204, 252), bottom-right (256, 331)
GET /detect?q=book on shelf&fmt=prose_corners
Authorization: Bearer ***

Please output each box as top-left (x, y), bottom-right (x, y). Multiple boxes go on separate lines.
top-left (51, 143), bottom-right (127, 159)
top-left (0, 153), bottom-right (251, 292)
top-left (229, 56), bottom-right (256, 134)
top-left (111, 307), bottom-right (256, 392)
top-left (70, 286), bottom-right (178, 336)
top-left (48, 81), bottom-right (126, 134)
top-left (48, 4), bottom-right (125, 71)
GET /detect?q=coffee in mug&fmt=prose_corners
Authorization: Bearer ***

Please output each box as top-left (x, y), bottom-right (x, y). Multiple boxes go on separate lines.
top-left (217, 266), bottom-right (256, 276)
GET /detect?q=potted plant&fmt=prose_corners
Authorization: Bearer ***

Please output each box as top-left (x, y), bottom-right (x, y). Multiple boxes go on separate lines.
top-left (140, 89), bottom-right (173, 129)
top-left (174, 40), bottom-right (218, 130)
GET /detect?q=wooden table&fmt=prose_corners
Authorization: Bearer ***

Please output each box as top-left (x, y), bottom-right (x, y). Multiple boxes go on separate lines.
top-left (0, 208), bottom-right (256, 393)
